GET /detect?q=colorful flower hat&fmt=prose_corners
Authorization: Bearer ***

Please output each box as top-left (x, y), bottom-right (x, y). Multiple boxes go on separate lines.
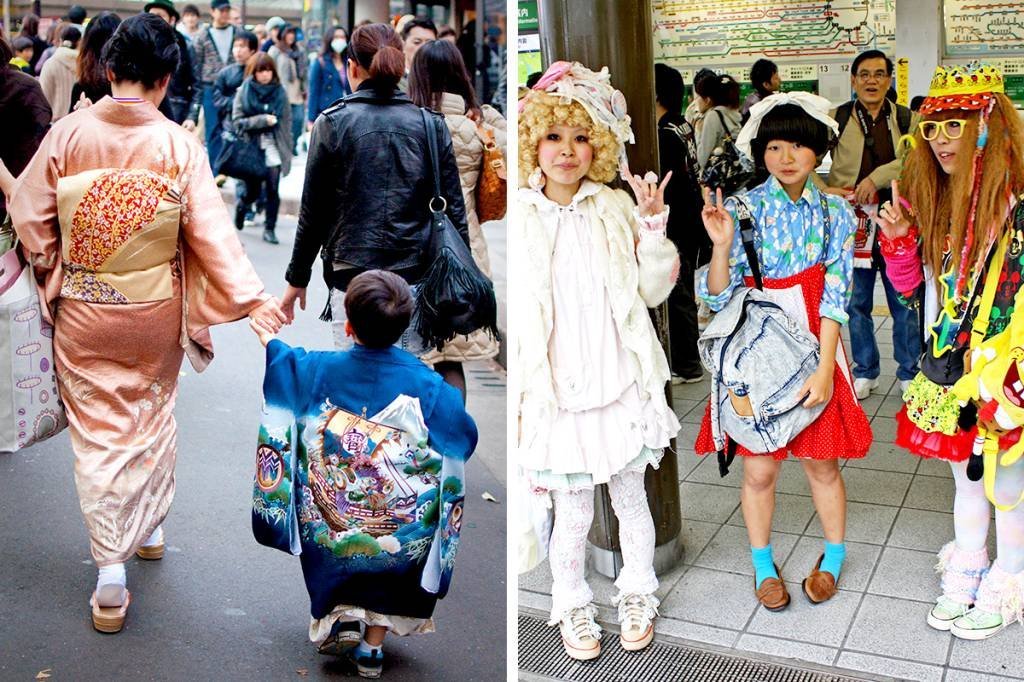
top-left (920, 62), bottom-right (1005, 114)
top-left (519, 61), bottom-right (635, 166)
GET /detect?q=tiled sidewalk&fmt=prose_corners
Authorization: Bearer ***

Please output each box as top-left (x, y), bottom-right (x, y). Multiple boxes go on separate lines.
top-left (518, 315), bottom-right (1024, 682)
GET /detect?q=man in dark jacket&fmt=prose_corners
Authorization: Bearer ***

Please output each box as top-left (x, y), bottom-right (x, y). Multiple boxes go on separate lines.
top-left (655, 63), bottom-right (707, 383)
top-left (190, 0), bottom-right (238, 169)
top-left (212, 29), bottom-right (257, 122)
top-left (145, 0), bottom-right (202, 126)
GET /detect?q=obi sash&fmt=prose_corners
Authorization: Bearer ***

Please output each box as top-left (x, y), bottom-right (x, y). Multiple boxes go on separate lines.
top-left (56, 168), bottom-right (181, 304)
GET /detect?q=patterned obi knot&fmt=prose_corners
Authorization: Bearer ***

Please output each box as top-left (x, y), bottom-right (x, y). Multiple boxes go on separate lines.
top-left (56, 168), bottom-right (181, 304)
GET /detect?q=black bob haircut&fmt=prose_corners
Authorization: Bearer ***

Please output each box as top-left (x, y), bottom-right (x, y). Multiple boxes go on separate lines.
top-left (852, 49), bottom-right (893, 75)
top-left (654, 63), bottom-right (684, 115)
top-left (750, 103), bottom-right (831, 165)
top-left (101, 13), bottom-right (180, 89)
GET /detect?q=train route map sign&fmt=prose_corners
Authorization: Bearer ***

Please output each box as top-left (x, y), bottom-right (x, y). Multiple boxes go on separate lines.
top-left (653, 0), bottom-right (896, 68)
top-left (944, 0), bottom-right (1024, 57)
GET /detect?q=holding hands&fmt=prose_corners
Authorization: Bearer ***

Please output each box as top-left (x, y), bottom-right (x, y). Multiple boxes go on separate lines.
top-left (620, 161), bottom-right (672, 218)
top-left (876, 180), bottom-right (913, 240)
top-left (701, 186), bottom-right (734, 248)
top-left (248, 296), bottom-right (288, 344)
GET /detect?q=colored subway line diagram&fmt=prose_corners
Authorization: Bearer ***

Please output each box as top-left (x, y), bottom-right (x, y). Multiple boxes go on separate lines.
top-left (653, 0), bottom-right (895, 67)
top-left (944, 0), bottom-right (1024, 55)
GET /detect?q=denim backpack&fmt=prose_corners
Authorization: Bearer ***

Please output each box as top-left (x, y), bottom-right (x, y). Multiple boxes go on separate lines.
top-left (698, 193), bottom-right (832, 475)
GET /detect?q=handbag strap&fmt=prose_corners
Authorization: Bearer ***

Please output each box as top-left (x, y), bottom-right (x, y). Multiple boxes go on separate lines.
top-left (420, 108), bottom-right (445, 213)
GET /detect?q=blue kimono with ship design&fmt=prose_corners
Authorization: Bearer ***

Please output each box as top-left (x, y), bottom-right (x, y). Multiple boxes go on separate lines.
top-left (252, 340), bottom-right (478, 620)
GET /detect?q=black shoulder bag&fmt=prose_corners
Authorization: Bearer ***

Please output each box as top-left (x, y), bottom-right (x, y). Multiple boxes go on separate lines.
top-left (413, 109), bottom-right (500, 351)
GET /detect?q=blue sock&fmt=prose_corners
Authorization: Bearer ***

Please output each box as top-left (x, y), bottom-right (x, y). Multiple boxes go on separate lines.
top-left (751, 544), bottom-right (778, 588)
top-left (820, 541), bottom-right (846, 580)
top-left (356, 639), bottom-right (382, 659)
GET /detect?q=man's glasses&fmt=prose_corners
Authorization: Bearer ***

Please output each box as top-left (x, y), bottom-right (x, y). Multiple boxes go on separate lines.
top-left (855, 70), bottom-right (891, 82)
top-left (918, 119), bottom-right (967, 141)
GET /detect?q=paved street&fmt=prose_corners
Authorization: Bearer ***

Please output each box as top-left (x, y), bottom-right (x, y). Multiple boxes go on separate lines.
top-left (0, 215), bottom-right (507, 681)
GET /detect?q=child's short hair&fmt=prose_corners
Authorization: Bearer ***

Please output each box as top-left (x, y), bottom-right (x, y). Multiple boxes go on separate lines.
top-left (750, 103), bottom-right (831, 164)
top-left (13, 36), bottom-right (33, 53)
top-left (344, 270), bottom-right (414, 348)
top-left (518, 92), bottom-right (620, 185)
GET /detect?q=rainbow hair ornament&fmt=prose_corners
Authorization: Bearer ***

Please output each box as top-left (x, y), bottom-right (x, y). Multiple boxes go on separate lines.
top-left (953, 97), bottom-right (996, 299)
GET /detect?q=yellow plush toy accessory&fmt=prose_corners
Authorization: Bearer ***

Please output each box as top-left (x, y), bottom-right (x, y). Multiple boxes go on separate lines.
top-left (952, 230), bottom-right (1024, 510)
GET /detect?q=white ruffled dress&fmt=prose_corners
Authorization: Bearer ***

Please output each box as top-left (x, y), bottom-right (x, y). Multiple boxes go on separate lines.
top-left (525, 183), bottom-right (677, 491)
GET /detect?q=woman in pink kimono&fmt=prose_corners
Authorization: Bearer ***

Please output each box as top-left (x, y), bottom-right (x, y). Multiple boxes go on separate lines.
top-left (3, 14), bottom-right (286, 633)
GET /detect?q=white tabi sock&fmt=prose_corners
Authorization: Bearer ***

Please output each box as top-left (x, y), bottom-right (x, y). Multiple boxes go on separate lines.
top-left (95, 563), bottom-right (127, 607)
top-left (142, 525), bottom-right (164, 547)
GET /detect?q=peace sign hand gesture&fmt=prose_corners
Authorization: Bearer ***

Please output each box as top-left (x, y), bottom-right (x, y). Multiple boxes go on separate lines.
top-left (620, 160), bottom-right (672, 218)
top-left (876, 180), bottom-right (913, 240)
top-left (701, 186), bottom-right (734, 248)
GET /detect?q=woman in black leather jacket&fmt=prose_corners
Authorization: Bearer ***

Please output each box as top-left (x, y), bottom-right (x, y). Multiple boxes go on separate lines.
top-left (282, 22), bottom-right (470, 396)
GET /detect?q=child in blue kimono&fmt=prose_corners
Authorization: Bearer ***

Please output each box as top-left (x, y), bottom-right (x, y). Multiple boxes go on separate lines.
top-left (250, 270), bottom-right (478, 679)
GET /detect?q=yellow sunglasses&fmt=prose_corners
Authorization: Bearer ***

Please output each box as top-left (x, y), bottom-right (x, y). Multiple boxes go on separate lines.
top-left (918, 119), bottom-right (967, 141)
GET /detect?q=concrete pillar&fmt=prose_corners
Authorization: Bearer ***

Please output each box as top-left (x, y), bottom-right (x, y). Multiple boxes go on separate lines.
top-left (538, 0), bottom-right (684, 578)
top-left (896, 0), bottom-right (943, 99)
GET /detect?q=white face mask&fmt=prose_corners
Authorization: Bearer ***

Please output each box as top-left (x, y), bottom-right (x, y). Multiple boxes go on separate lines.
top-left (331, 39), bottom-right (347, 54)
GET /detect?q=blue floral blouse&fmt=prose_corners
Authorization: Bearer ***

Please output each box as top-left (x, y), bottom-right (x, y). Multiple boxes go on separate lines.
top-left (698, 176), bottom-right (857, 325)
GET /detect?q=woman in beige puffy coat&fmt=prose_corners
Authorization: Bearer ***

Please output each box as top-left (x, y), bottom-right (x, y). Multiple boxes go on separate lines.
top-left (409, 38), bottom-right (505, 382)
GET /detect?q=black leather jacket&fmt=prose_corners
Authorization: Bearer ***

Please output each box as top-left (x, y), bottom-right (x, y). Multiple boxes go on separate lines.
top-left (286, 84), bottom-right (468, 290)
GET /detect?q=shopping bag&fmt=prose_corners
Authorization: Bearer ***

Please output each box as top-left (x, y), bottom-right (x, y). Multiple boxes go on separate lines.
top-left (0, 251), bottom-right (66, 452)
top-left (516, 468), bottom-right (553, 574)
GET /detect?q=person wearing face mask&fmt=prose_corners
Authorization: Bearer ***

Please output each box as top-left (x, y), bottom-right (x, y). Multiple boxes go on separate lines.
top-left (307, 25), bottom-right (352, 130)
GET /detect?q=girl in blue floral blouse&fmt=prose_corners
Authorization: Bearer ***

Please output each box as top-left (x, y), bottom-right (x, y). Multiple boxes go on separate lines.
top-left (695, 95), bottom-right (873, 612)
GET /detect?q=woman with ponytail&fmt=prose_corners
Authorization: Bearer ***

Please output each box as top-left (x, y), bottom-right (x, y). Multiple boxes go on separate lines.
top-left (282, 23), bottom-right (470, 394)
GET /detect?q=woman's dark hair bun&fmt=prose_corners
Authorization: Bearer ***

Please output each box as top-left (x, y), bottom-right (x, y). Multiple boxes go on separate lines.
top-left (101, 13), bottom-right (179, 89)
top-left (350, 23), bottom-right (404, 90)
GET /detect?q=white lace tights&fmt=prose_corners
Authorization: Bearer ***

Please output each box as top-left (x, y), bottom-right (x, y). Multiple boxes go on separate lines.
top-left (548, 469), bottom-right (658, 621)
top-left (951, 457), bottom-right (1024, 574)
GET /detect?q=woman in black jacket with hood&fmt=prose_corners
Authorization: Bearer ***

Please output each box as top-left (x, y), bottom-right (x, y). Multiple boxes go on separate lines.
top-left (282, 22), bottom-right (470, 397)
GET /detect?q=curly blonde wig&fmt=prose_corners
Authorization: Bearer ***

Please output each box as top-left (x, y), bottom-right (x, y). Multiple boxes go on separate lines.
top-left (518, 92), bottom-right (621, 185)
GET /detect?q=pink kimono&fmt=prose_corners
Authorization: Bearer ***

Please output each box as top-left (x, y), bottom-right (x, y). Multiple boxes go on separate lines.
top-left (8, 96), bottom-right (268, 566)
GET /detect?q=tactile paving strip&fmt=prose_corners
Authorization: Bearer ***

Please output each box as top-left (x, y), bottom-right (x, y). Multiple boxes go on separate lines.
top-left (518, 615), bottom-right (878, 682)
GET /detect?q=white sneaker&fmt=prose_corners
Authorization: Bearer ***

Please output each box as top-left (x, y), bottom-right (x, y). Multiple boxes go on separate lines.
top-left (554, 604), bottom-right (601, 660)
top-left (899, 379), bottom-right (913, 395)
top-left (853, 377), bottom-right (878, 400)
top-left (614, 593), bottom-right (659, 651)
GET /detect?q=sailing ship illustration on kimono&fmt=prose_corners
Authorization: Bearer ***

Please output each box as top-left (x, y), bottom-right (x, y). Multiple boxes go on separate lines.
top-left (252, 393), bottom-right (466, 601)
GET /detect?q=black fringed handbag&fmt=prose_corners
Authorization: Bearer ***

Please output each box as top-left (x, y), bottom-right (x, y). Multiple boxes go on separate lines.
top-left (413, 109), bottom-right (500, 351)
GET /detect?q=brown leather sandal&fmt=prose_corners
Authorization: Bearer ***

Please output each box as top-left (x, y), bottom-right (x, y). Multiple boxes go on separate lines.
top-left (754, 563), bottom-right (790, 611)
top-left (802, 554), bottom-right (839, 604)
top-left (136, 542), bottom-right (164, 560)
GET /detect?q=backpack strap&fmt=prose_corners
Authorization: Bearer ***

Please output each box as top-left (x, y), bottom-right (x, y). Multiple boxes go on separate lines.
top-left (718, 440), bottom-right (738, 477)
top-left (733, 196), bottom-right (763, 290)
top-left (818, 190), bottom-right (832, 262)
top-left (834, 102), bottom-right (854, 139)
top-left (896, 104), bottom-right (912, 136)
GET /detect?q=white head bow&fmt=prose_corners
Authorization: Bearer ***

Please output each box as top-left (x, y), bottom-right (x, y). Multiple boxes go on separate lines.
top-left (734, 92), bottom-right (839, 160)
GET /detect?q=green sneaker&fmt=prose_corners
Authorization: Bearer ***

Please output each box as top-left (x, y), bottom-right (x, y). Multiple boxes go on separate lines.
top-left (927, 596), bottom-right (972, 631)
top-left (950, 608), bottom-right (1006, 640)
